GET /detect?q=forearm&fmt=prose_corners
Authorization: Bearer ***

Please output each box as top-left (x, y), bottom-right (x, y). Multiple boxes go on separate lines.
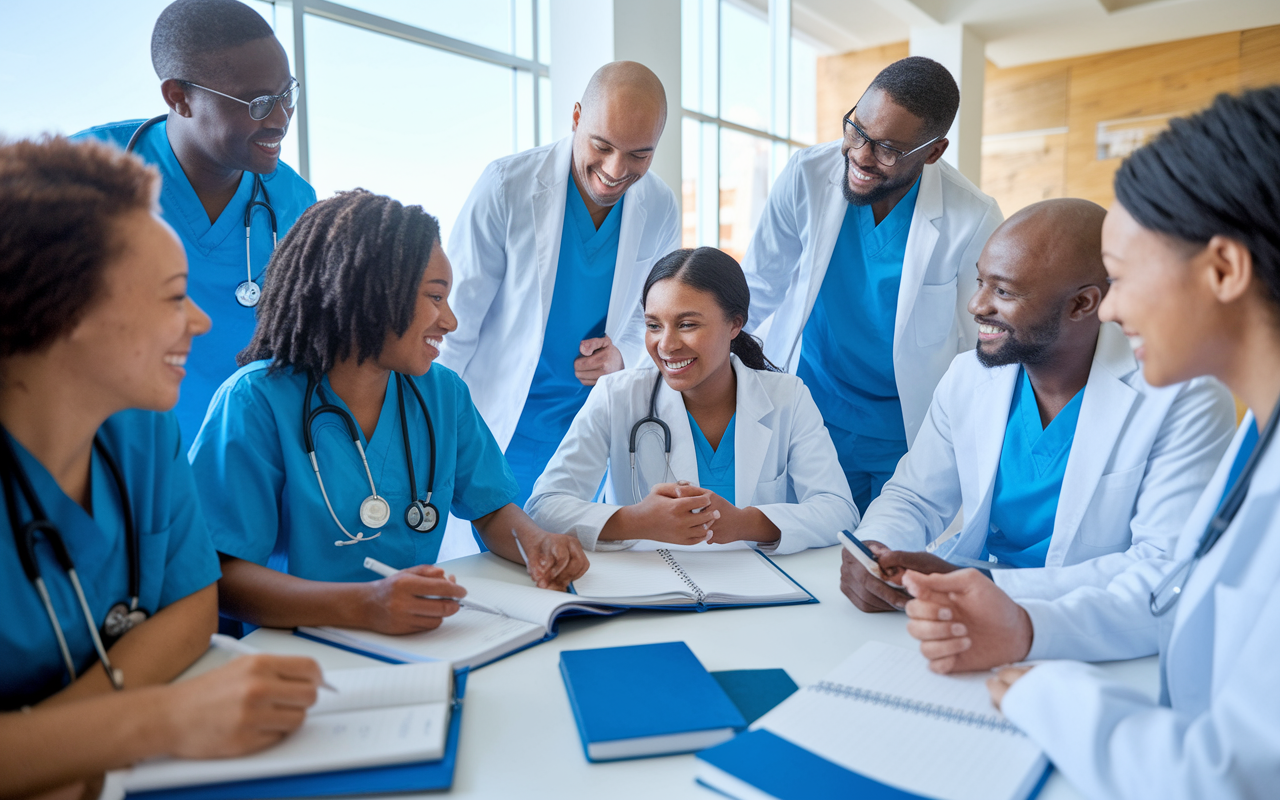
top-left (4, 686), bottom-right (175, 797)
top-left (42, 585), bottom-right (218, 706)
top-left (474, 503), bottom-right (540, 565)
top-left (216, 555), bottom-right (371, 629)
top-left (734, 507), bottom-right (781, 544)
top-left (598, 504), bottom-right (646, 542)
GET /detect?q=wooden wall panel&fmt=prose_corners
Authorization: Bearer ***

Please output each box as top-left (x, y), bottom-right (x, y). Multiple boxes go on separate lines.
top-left (815, 41), bottom-right (909, 143)
top-left (981, 133), bottom-right (1067, 214)
top-left (983, 59), bottom-right (1070, 136)
top-left (1241, 26), bottom-right (1280, 89)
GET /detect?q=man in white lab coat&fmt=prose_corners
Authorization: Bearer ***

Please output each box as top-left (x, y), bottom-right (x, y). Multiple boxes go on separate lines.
top-left (439, 62), bottom-right (680, 550)
top-left (743, 57), bottom-right (1003, 513)
top-left (840, 199), bottom-right (1235, 612)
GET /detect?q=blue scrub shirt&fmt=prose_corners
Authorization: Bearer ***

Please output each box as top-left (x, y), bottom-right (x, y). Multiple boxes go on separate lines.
top-left (986, 368), bottom-right (1085, 568)
top-left (189, 362), bottom-right (518, 583)
top-left (72, 120), bottom-right (317, 446)
top-left (505, 177), bottom-right (623, 508)
top-left (689, 412), bottom-right (736, 505)
top-left (797, 178), bottom-right (920, 512)
top-left (0, 411), bottom-right (221, 710)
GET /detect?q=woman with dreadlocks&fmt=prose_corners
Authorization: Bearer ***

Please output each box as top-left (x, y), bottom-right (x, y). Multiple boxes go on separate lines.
top-left (190, 189), bottom-right (589, 634)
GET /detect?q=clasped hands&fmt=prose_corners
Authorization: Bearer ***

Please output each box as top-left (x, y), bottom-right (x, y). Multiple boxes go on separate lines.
top-left (840, 540), bottom-right (1037, 710)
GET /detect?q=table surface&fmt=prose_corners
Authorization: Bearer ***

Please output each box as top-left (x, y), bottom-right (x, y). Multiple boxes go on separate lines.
top-left (237, 545), bottom-right (1159, 800)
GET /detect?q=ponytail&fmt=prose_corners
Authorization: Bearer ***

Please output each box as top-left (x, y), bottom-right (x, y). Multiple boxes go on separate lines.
top-left (642, 247), bottom-right (781, 372)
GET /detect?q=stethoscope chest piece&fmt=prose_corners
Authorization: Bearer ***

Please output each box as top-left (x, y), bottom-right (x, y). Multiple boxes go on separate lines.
top-left (235, 280), bottom-right (263, 308)
top-left (101, 602), bottom-right (149, 645)
top-left (405, 499), bottom-right (439, 533)
top-left (359, 495), bottom-right (392, 529)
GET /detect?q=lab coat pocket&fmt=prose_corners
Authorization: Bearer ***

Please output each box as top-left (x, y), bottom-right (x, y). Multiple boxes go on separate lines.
top-left (753, 475), bottom-right (788, 505)
top-left (913, 278), bottom-right (958, 347)
top-left (1079, 463), bottom-right (1146, 548)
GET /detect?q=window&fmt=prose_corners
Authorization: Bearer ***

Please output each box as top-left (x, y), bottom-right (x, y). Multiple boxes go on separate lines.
top-left (680, 0), bottom-right (816, 261)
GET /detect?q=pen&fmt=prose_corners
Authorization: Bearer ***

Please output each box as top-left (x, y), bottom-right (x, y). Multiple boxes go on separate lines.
top-left (510, 528), bottom-right (530, 565)
top-left (362, 557), bottom-right (504, 616)
top-left (209, 634), bottom-right (338, 692)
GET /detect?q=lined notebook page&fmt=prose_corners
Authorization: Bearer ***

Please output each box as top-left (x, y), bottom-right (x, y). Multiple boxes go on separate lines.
top-left (756, 642), bottom-right (1045, 800)
top-left (462, 576), bottom-right (614, 629)
top-left (311, 662), bottom-right (451, 715)
top-left (674, 550), bottom-right (804, 600)
top-left (306, 609), bottom-right (544, 666)
top-left (570, 550), bottom-right (692, 600)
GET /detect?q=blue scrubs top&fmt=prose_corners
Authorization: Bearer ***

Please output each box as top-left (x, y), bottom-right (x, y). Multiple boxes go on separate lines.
top-left (0, 411), bottom-right (221, 710)
top-left (1217, 420), bottom-right (1260, 510)
top-left (797, 179), bottom-right (920, 510)
top-left (505, 177), bottom-right (623, 506)
top-left (72, 120), bottom-right (317, 447)
top-left (689, 412), bottom-right (736, 505)
top-left (986, 368), bottom-right (1085, 568)
top-left (190, 362), bottom-right (518, 583)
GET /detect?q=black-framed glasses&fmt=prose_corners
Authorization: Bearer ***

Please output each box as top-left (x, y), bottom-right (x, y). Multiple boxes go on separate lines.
top-left (842, 105), bottom-right (940, 167)
top-left (182, 77), bottom-right (300, 121)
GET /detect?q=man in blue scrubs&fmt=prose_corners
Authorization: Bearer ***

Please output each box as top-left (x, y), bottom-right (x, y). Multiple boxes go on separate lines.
top-left (839, 199), bottom-right (1235, 612)
top-left (74, 0), bottom-right (316, 445)
top-left (743, 58), bottom-right (1003, 515)
top-left (442, 62), bottom-right (681, 537)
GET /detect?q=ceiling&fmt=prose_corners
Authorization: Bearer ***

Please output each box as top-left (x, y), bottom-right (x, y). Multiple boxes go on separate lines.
top-left (788, 0), bottom-right (1280, 66)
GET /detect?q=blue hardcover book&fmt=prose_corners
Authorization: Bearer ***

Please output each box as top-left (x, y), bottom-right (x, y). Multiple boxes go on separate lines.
top-left (560, 641), bottom-right (747, 762)
top-left (696, 642), bottom-right (1052, 800)
top-left (568, 548), bottom-right (816, 611)
top-left (123, 670), bottom-right (468, 800)
top-left (710, 669), bottom-right (799, 725)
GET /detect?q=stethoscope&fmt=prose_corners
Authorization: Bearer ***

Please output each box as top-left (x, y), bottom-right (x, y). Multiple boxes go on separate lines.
top-left (303, 373), bottom-right (439, 547)
top-left (0, 427), bottom-right (147, 691)
top-left (628, 372), bottom-right (674, 501)
top-left (126, 114), bottom-right (276, 309)
top-left (1149, 400), bottom-right (1279, 616)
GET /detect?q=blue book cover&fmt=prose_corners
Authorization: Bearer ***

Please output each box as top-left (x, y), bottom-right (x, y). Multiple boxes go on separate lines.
top-left (560, 641), bottom-right (747, 762)
top-left (710, 669), bottom-right (799, 725)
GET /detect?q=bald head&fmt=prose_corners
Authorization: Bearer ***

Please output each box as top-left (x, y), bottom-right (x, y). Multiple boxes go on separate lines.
top-left (580, 61), bottom-right (668, 130)
top-left (970, 198), bottom-right (1109, 369)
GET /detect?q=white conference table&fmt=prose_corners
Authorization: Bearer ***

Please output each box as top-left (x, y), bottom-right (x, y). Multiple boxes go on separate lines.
top-left (240, 545), bottom-right (1159, 800)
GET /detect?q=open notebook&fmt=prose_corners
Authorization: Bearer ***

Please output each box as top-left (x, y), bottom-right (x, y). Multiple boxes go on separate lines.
top-left (298, 576), bottom-right (620, 670)
top-left (697, 641), bottom-right (1049, 800)
top-left (120, 662), bottom-right (454, 794)
top-left (570, 548), bottom-right (814, 609)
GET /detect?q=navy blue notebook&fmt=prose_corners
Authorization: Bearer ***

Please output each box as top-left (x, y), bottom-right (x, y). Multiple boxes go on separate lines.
top-left (710, 669), bottom-right (799, 725)
top-left (560, 642), bottom-right (747, 762)
top-left (126, 671), bottom-right (468, 800)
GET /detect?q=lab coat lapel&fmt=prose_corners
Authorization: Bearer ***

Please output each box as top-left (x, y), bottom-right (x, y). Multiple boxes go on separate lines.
top-left (1048, 324), bottom-right (1139, 559)
top-left (785, 160), bottom-right (851, 372)
top-left (654, 376), bottom-right (699, 485)
top-left (531, 138), bottom-right (574, 327)
top-left (731, 358), bottom-right (775, 506)
top-left (894, 163), bottom-right (943, 359)
top-left (969, 363), bottom-right (1019, 535)
top-left (605, 180), bottom-right (648, 342)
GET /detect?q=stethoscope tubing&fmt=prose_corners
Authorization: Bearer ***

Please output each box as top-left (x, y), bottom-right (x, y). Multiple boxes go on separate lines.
top-left (629, 372), bottom-right (674, 501)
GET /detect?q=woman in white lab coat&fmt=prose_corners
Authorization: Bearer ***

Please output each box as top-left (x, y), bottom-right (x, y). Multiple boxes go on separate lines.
top-left (902, 87), bottom-right (1280, 799)
top-left (526, 247), bottom-right (857, 554)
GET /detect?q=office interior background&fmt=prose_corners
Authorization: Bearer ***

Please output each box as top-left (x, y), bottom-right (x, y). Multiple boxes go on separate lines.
top-left (3, 0), bottom-right (1278, 264)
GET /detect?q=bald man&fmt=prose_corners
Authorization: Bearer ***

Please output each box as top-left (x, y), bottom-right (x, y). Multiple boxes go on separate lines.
top-left (439, 61), bottom-right (679, 549)
top-left (839, 199), bottom-right (1236, 612)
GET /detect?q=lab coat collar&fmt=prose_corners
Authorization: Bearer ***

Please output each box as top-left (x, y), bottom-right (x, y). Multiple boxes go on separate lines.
top-left (530, 137), bottom-right (575, 325)
top-left (894, 163), bottom-right (944, 359)
top-left (966, 360), bottom-right (1021, 551)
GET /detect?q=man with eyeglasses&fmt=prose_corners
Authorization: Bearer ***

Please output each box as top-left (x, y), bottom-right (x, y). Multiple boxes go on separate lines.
top-left (742, 56), bottom-right (1002, 514)
top-left (73, 0), bottom-right (316, 445)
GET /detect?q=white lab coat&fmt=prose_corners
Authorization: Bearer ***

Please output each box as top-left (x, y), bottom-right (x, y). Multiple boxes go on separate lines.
top-left (438, 134), bottom-right (681, 451)
top-left (1000, 414), bottom-right (1280, 800)
top-left (741, 140), bottom-right (1003, 445)
top-left (859, 322), bottom-right (1235, 600)
top-left (525, 355), bottom-right (858, 554)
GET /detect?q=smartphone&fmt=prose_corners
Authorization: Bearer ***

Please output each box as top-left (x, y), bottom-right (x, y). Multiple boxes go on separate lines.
top-left (839, 530), bottom-right (903, 588)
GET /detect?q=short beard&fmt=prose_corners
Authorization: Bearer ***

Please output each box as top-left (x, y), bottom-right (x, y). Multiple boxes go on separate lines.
top-left (974, 308), bottom-right (1064, 369)
top-left (841, 152), bottom-right (920, 207)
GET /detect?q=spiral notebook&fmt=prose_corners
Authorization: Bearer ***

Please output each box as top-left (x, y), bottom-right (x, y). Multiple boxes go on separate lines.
top-left (569, 548), bottom-right (814, 610)
top-left (697, 641), bottom-right (1049, 800)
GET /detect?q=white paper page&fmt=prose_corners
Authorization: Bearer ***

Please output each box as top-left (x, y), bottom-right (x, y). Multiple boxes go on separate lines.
top-left (674, 550), bottom-right (804, 601)
top-left (754, 642), bottom-right (1044, 800)
top-left (305, 609), bottom-right (544, 668)
top-left (569, 549), bottom-right (692, 601)
top-left (462, 576), bottom-right (613, 629)
top-left (311, 662), bottom-right (452, 715)
top-left (124, 703), bottom-right (450, 791)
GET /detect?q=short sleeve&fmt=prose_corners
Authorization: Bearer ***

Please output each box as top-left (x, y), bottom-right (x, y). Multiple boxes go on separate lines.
top-left (445, 375), bottom-right (519, 520)
top-left (187, 371), bottom-right (288, 566)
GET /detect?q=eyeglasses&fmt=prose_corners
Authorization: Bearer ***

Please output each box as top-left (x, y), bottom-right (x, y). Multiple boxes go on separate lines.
top-left (181, 78), bottom-right (300, 121)
top-left (842, 105), bottom-right (940, 167)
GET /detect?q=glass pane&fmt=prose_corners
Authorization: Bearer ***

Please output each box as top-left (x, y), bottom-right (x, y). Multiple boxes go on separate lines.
top-left (537, 0), bottom-right (551, 65)
top-left (681, 117), bottom-right (700, 248)
top-left (304, 14), bottom-right (515, 243)
top-left (719, 127), bottom-right (771, 262)
top-left (514, 0), bottom-right (534, 61)
top-left (791, 35), bottom-right (818, 144)
top-left (720, 0), bottom-right (769, 131)
top-left (539, 75), bottom-right (553, 145)
top-left (336, 0), bottom-right (516, 55)
top-left (681, 0), bottom-right (717, 117)
top-left (516, 69), bottom-right (535, 152)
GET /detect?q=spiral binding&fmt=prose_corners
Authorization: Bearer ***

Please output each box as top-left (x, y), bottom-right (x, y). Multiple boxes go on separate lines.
top-left (657, 549), bottom-right (706, 604)
top-left (810, 681), bottom-right (1024, 736)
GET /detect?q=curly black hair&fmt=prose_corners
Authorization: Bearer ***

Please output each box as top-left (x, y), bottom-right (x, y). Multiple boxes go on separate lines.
top-left (151, 0), bottom-right (275, 83)
top-left (868, 56), bottom-right (961, 140)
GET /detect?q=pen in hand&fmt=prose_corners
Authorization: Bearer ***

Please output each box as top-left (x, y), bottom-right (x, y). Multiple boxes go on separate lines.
top-left (362, 557), bottom-right (504, 617)
top-left (209, 633), bottom-right (339, 692)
